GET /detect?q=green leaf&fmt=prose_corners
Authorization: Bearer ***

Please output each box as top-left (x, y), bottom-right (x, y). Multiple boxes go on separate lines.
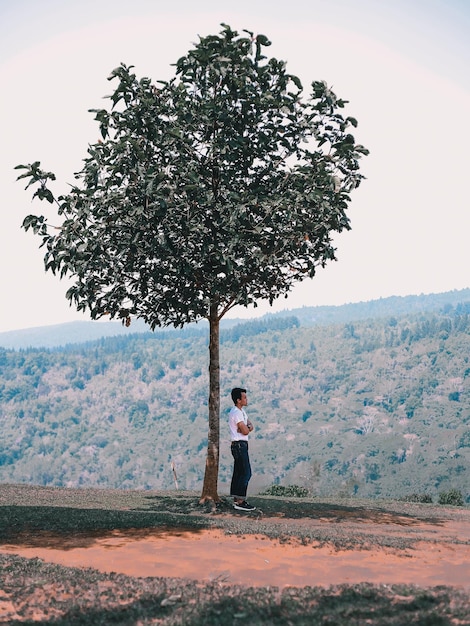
top-left (256, 34), bottom-right (271, 46)
top-left (289, 74), bottom-right (303, 91)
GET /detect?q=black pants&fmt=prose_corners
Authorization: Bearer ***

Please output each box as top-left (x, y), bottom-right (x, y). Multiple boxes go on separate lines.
top-left (230, 441), bottom-right (252, 499)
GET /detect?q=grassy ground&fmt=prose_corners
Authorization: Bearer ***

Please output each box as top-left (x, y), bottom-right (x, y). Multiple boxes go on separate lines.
top-left (0, 484), bottom-right (469, 625)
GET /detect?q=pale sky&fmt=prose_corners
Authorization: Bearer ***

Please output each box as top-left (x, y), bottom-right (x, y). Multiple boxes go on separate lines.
top-left (1, 0), bottom-right (469, 332)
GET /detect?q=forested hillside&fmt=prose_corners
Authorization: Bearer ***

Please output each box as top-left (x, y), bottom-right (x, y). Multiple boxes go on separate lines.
top-left (0, 301), bottom-right (469, 502)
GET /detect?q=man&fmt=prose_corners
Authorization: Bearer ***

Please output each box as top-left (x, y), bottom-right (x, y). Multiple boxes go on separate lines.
top-left (229, 387), bottom-right (256, 511)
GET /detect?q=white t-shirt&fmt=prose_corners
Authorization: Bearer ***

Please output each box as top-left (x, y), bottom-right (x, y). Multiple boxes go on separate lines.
top-left (229, 406), bottom-right (249, 442)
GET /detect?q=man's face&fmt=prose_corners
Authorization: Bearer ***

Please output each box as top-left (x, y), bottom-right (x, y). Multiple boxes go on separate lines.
top-left (239, 391), bottom-right (248, 407)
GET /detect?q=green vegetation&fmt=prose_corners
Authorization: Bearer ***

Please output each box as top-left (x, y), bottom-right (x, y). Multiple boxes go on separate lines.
top-left (438, 489), bottom-right (464, 506)
top-left (261, 484), bottom-right (309, 497)
top-left (399, 493), bottom-right (434, 504)
top-left (0, 300), bottom-right (469, 504)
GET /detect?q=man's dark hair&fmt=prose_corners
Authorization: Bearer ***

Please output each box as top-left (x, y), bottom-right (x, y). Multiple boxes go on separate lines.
top-left (231, 387), bottom-right (246, 405)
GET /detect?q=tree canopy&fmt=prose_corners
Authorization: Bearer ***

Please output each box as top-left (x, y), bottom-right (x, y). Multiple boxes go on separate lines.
top-left (16, 24), bottom-right (368, 501)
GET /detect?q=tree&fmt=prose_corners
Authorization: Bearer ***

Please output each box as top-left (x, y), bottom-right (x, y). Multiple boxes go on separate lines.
top-left (16, 24), bottom-right (368, 502)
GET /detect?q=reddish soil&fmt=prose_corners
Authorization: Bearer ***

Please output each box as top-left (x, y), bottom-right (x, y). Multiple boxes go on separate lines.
top-left (1, 515), bottom-right (469, 590)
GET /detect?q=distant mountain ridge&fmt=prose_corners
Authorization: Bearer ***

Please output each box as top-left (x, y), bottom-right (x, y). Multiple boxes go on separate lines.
top-left (1, 288), bottom-right (469, 350)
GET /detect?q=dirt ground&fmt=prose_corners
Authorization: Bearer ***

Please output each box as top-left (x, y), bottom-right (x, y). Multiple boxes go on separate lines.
top-left (1, 515), bottom-right (470, 589)
top-left (0, 484), bottom-right (469, 624)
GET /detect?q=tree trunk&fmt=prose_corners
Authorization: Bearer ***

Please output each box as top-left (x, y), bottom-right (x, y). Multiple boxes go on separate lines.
top-left (200, 304), bottom-right (220, 502)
